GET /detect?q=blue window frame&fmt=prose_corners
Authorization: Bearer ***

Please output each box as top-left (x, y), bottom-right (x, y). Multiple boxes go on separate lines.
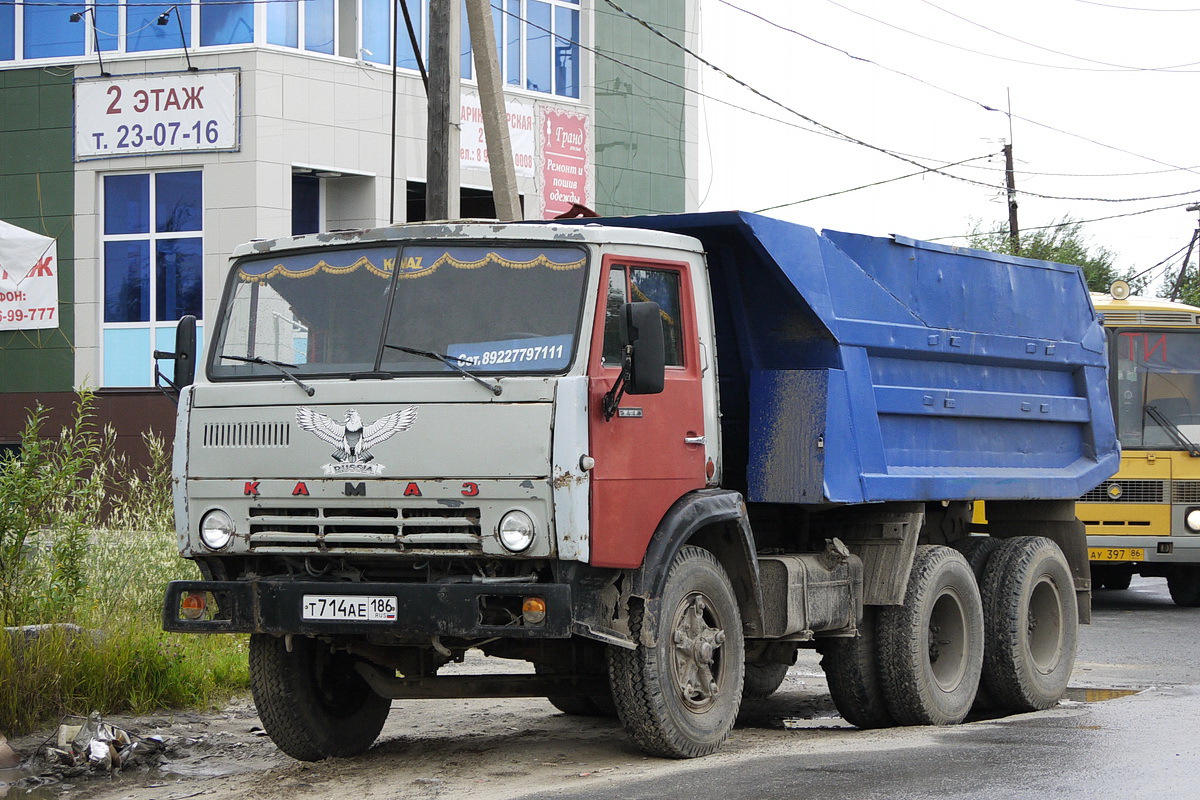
top-left (24, 4), bottom-right (86, 59)
top-left (267, 0), bottom-right (299, 47)
top-left (525, 1), bottom-right (551, 93)
top-left (362, 0), bottom-right (391, 64)
top-left (0, 3), bottom-right (14, 61)
top-left (127, 1), bottom-right (191, 52)
top-left (201, 0), bottom-right (254, 46)
top-left (102, 171), bottom-right (204, 387)
top-left (305, 0), bottom-right (335, 54)
top-left (553, 5), bottom-right (578, 98)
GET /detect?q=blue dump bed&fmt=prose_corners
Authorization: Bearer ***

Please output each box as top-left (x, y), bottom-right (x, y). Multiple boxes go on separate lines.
top-left (577, 211), bottom-right (1120, 505)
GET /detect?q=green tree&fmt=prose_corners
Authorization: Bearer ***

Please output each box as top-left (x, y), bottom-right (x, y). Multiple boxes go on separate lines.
top-left (966, 217), bottom-right (1139, 294)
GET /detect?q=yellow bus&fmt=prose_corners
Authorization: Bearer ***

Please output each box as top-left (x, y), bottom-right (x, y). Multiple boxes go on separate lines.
top-left (1083, 281), bottom-right (1200, 605)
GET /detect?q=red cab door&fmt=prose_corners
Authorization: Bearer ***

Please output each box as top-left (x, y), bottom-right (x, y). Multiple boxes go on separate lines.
top-left (587, 255), bottom-right (707, 568)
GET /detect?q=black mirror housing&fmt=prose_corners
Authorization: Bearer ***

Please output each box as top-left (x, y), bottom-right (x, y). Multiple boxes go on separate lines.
top-left (620, 301), bottom-right (666, 395)
top-left (154, 315), bottom-right (197, 392)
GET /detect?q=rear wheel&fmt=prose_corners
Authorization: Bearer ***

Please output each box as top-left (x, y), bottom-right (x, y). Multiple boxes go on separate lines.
top-left (249, 634), bottom-right (391, 761)
top-left (980, 537), bottom-right (1077, 712)
top-left (608, 546), bottom-right (744, 758)
top-left (819, 606), bottom-right (896, 729)
top-left (1167, 566), bottom-right (1200, 607)
top-left (743, 662), bottom-right (790, 700)
top-left (878, 546), bottom-right (984, 726)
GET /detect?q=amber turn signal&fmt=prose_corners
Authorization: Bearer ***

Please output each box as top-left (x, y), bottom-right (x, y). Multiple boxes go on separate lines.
top-left (522, 596), bottom-right (547, 625)
top-left (181, 591), bottom-right (207, 620)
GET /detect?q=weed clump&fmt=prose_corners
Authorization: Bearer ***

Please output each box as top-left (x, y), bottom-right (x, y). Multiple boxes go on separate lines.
top-left (0, 391), bottom-right (247, 735)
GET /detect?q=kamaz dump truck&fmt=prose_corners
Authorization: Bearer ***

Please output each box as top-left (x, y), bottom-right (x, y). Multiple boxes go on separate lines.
top-left (161, 211), bottom-right (1119, 760)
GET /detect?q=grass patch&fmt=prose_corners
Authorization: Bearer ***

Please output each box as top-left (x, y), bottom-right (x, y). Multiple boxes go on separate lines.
top-left (0, 392), bottom-right (248, 736)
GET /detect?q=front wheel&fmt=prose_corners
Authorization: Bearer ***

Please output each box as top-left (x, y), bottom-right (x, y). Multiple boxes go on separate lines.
top-left (1167, 566), bottom-right (1200, 607)
top-left (249, 634), bottom-right (391, 761)
top-left (608, 546), bottom-right (745, 758)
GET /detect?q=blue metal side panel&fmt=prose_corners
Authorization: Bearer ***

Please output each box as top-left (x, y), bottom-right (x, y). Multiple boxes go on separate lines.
top-left (551, 211), bottom-right (1120, 504)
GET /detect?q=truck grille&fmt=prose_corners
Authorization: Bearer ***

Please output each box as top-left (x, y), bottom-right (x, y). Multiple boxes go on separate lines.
top-left (203, 422), bottom-right (291, 448)
top-left (1079, 480), bottom-right (1166, 503)
top-left (247, 506), bottom-right (483, 554)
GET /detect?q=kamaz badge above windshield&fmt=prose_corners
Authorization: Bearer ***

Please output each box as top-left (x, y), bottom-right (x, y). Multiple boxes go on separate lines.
top-left (210, 243), bottom-right (588, 380)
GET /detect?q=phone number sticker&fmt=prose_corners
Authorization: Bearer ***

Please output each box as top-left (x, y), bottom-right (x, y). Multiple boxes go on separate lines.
top-left (451, 334), bottom-right (573, 371)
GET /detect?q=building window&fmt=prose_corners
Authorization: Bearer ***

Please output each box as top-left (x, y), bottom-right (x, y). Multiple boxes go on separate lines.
top-left (201, 0), bottom-right (254, 46)
top-left (127, 1), bottom-right (191, 53)
top-left (102, 171), bottom-right (204, 388)
top-left (0, 0), bottom-right (582, 99)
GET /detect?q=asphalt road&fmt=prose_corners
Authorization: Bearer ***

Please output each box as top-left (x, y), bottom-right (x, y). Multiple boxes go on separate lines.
top-left (514, 576), bottom-right (1200, 800)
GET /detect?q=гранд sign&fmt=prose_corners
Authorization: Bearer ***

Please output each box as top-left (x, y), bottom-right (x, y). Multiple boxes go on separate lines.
top-left (74, 69), bottom-right (239, 161)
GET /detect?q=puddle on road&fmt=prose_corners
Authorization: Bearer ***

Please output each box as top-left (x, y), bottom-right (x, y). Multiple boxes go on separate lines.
top-left (1064, 687), bottom-right (1142, 703)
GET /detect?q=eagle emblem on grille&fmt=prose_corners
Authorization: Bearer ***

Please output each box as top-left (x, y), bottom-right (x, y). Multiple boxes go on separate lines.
top-left (296, 406), bottom-right (418, 475)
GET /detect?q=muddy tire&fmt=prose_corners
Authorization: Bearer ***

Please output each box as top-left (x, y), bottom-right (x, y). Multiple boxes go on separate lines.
top-left (819, 606), bottom-right (896, 729)
top-left (951, 535), bottom-right (1002, 580)
top-left (980, 537), bottom-right (1077, 712)
top-left (743, 662), bottom-right (790, 700)
top-left (249, 634), bottom-right (391, 761)
top-left (878, 545), bottom-right (984, 726)
top-left (607, 546), bottom-right (744, 758)
top-left (1167, 566), bottom-right (1200, 607)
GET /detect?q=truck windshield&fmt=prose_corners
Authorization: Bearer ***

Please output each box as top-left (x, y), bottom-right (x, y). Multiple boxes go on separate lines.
top-left (380, 245), bottom-right (587, 374)
top-left (209, 243), bottom-right (587, 379)
top-left (1112, 328), bottom-right (1200, 449)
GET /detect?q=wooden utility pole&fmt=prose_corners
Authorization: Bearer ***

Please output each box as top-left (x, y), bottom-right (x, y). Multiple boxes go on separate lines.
top-left (1004, 143), bottom-right (1020, 256)
top-left (426, 0), bottom-right (460, 220)
top-left (464, 0), bottom-right (521, 220)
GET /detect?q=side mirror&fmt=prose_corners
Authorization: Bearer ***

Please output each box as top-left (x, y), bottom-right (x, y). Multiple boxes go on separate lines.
top-left (620, 301), bottom-right (665, 395)
top-left (154, 315), bottom-right (197, 392)
top-left (603, 302), bottom-right (665, 420)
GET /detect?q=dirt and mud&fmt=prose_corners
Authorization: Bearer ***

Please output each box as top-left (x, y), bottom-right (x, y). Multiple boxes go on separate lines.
top-left (2, 651), bottom-right (849, 800)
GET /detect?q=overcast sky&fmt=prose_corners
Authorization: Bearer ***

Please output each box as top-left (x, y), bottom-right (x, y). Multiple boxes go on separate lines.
top-left (695, 0), bottom-right (1200, 291)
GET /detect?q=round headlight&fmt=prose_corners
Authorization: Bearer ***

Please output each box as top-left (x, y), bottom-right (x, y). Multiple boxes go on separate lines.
top-left (199, 509), bottom-right (235, 550)
top-left (498, 510), bottom-right (535, 553)
top-left (1187, 509), bottom-right (1200, 533)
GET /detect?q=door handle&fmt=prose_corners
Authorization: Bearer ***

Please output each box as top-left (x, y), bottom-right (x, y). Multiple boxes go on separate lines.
top-left (684, 435), bottom-right (706, 446)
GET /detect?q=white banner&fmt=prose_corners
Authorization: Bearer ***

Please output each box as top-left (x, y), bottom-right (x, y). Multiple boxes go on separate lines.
top-left (0, 220), bottom-right (59, 331)
top-left (459, 93), bottom-right (535, 178)
top-left (74, 69), bottom-right (239, 161)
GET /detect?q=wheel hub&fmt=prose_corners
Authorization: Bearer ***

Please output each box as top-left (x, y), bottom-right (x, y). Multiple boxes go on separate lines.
top-left (672, 594), bottom-right (726, 710)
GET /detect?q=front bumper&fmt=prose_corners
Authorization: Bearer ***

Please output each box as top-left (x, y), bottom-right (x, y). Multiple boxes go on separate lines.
top-left (1088, 534), bottom-right (1200, 565)
top-left (162, 579), bottom-right (573, 638)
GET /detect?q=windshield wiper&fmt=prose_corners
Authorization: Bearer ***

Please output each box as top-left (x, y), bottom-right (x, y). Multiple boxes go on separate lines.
top-left (1144, 403), bottom-right (1200, 457)
top-left (383, 344), bottom-right (502, 396)
top-left (221, 354), bottom-right (315, 397)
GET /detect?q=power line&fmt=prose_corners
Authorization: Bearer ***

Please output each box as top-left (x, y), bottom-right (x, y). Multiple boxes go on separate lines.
top-left (611, 0), bottom-right (1200, 203)
top-left (1069, 0), bottom-right (1200, 11)
top-left (913, 0), bottom-right (1200, 71)
top-left (715, 0), bottom-right (1200, 178)
top-left (822, 0), bottom-right (1200, 72)
top-left (931, 201), bottom-right (1198, 243)
top-left (753, 154), bottom-right (998, 213)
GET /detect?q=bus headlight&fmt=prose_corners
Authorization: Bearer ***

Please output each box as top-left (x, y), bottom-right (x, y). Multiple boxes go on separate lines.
top-left (1186, 508), bottom-right (1200, 533)
top-left (199, 509), bottom-right (235, 550)
top-left (498, 510), bottom-right (535, 552)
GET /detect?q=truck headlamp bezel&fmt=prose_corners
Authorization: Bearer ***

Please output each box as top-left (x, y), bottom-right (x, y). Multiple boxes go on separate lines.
top-left (199, 508), bottom-right (236, 550)
top-left (1186, 507), bottom-right (1200, 533)
top-left (497, 510), bottom-right (535, 553)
